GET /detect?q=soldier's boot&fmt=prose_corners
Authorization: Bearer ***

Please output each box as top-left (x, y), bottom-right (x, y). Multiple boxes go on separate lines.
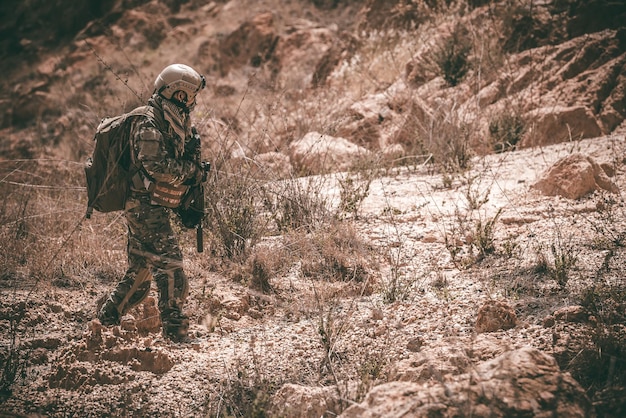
top-left (161, 309), bottom-right (190, 343)
top-left (97, 298), bottom-right (120, 326)
top-left (97, 270), bottom-right (151, 326)
top-left (155, 268), bottom-right (189, 342)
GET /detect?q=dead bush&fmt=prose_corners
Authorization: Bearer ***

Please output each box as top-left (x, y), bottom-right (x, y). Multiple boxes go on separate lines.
top-left (287, 221), bottom-right (375, 284)
top-left (205, 170), bottom-right (266, 261)
top-left (434, 24), bottom-right (472, 87)
top-left (489, 111), bottom-right (526, 153)
top-left (261, 176), bottom-right (332, 233)
top-left (572, 284), bottom-right (626, 417)
top-left (247, 244), bottom-right (291, 293)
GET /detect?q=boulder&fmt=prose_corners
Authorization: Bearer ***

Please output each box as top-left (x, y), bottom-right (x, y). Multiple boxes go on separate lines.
top-left (337, 80), bottom-right (432, 152)
top-left (391, 345), bottom-right (471, 383)
top-left (218, 12), bottom-right (279, 75)
top-left (523, 106), bottom-right (602, 147)
top-left (553, 305), bottom-right (589, 323)
top-left (532, 153), bottom-right (619, 199)
top-left (252, 151), bottom-right (293, 179)
top-left (475, 300), bottom-right (517, 333)
top-left (289, 131), bottom-right (370, 174)
top-left (273, 20), bottom-right (336, 89)
top-left (340, 347), bottom-right (594, 418)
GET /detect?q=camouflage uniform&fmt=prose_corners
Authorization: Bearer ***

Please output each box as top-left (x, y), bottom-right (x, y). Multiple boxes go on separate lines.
top-left (98, 94), bottom-right (201, 342)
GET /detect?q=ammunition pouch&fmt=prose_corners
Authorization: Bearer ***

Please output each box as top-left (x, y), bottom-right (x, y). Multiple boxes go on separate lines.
top-left (131, 171), bottom-right (188, 208)
top-left (149, 182), bottom-right (189, 208)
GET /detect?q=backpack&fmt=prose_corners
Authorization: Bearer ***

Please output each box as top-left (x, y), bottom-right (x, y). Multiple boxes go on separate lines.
top-left (85, 106), bottom-right (163, 218)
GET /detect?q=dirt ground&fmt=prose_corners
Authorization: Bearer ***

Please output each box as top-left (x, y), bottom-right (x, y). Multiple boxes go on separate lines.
top-left (2, 133), bottom-right (626, 417)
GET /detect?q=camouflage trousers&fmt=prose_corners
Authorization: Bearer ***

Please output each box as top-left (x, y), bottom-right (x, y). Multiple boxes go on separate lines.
top-left (98, 195), bottom-right (189, 341)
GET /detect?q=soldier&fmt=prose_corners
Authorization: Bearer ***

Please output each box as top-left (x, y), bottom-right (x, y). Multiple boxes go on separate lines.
top-left (98, 63), bottom-right (206, 342)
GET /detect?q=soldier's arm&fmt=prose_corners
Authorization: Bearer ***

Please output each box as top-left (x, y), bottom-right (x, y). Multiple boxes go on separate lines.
top-left (132, 117), bottom-right (199, 185)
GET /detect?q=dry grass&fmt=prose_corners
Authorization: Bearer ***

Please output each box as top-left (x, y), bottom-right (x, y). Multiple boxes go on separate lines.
top-left (2, 1), bottom-right (626, 415)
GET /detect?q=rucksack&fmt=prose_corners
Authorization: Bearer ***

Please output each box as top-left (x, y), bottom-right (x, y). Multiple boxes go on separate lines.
top-left (85, 106), bottom-right (163, 218)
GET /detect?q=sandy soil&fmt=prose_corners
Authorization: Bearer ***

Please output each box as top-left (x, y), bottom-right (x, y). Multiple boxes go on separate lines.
top-left (1, 134), bottom-right (626, 417)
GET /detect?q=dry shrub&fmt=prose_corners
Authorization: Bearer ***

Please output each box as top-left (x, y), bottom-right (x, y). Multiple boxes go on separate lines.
top-left (0, 301), bottom-right (28, 401)
top-left (337, 166), bottom-right (377, 220)
top-left (0, 160), bottom-right (124, 289)
top-left (419, 101), bottom-right (475, 175)
top-left (247, 244), bottom-right (292, 293)
top-left (489, 111), bottom-right (526, 153)
top-left (287, 221), bottom-right (375, 284)
top-left (207, 346), bottom-right (281, 418)
top-left (570, 284), bottom-right (626, 417)
top-left (262, 175), bottom-right (332, 234)
top-left (434, 24), bottom-right (472, 87)
top-left (204, 169), bottom-right (265, 262)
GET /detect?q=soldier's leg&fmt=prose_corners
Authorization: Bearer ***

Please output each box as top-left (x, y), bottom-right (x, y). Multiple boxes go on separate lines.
top-left (98, 267), bottom-right (151, 325)
top-left (152, 235), bottom-right (189, 341)
top-left (98, 198), bottom-right (154, 326)
top-left (153, 265), bottom-right (189, 341)
top-left (125, 198), bottom-right (190, 341)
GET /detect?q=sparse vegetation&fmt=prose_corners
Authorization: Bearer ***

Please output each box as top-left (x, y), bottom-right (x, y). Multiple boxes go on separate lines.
top-left (205, 169), bottom-right (266, 262)
top-left (0, 302), bottom-right (28, 402)
top-left (208, 339), bottom-right (281, 418)
top-left (288, 221), bottom-right (374, 284)
top-left (261, 175), bottom-right (332, 233)
top-left (421, 101), bottom-right (475, 176)
top-left (572, 284), bottom-right (626, 417)
top-left (434, 24), bottom-right (472, 87)
top-left (489, 111), bottom-right (526, 153)
top-left (2, 0), bottom-right (626, 416)
top-left (337, 168), bottom-right (376, 219)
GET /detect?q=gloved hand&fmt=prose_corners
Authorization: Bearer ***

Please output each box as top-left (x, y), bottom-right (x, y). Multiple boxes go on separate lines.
top-left (184, 132), bottom-right (201, 159)
top-left (181, 162), bottom-right (204, 186)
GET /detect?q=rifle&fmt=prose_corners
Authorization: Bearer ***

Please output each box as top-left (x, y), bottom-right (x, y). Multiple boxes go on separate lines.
top-left (178, 127), bottom-right (209, 252)
top-left (195, 160), bottom-right (210, 253)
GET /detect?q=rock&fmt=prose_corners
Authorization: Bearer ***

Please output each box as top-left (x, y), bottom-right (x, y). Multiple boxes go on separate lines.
top-left (523, 106), bottom-right (602, 147)
top-left (273, 21), bottom-right (336, 89)
top-left (553, 305), bottom-right (588, 323)
top-left (340, 347), bottom-right (594, 418)
top-left (532, 153), bottom-right (619, 199)
top-left (337, 80), bottom-right (430, 153)
top-left (475, 300), bottom-right (517, 333)
top-left (218, 12), bottom-right (279, 75)
top-left (101, 346), bottom-right (174, 374)
top-left (312, 32), bottom-right (359, 88)
top-left (208, 289), bottom-right (249, 321)
top-left (252, 152), bottom-right (293, 179)
top-left (119, 314), bottom-right (137, 332)
top-left (135, 297), bottom-right (161, 335)
top-left (543, 315), bottom-right (556, 328)
top-left (358, 0), bottom-right (430, 32)
top-left (270, 383), bottom-right (340, 418)
top-left (391, 345), bottom-right (470, 383)
top-left (289, 131), bottom-right (370, 174)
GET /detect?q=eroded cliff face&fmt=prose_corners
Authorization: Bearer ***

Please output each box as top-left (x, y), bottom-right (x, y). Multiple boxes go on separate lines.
top-left (1, 0), bottom-right (624, 165)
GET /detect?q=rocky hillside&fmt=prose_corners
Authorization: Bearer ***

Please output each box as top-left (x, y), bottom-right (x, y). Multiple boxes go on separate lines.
top-left (1, 0), bottom-right (626, 417)
top-left (1, 0), bottom-right (625, 164)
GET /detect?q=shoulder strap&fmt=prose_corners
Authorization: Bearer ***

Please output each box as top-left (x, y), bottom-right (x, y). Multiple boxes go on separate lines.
top-left (126, 105), bottom-right (167, 132)
top-left (125, 105), bottom-right (168, 181)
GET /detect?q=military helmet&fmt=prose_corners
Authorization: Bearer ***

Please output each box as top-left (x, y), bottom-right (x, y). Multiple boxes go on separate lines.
top-left (154, 63), bottom-right (206, 110)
